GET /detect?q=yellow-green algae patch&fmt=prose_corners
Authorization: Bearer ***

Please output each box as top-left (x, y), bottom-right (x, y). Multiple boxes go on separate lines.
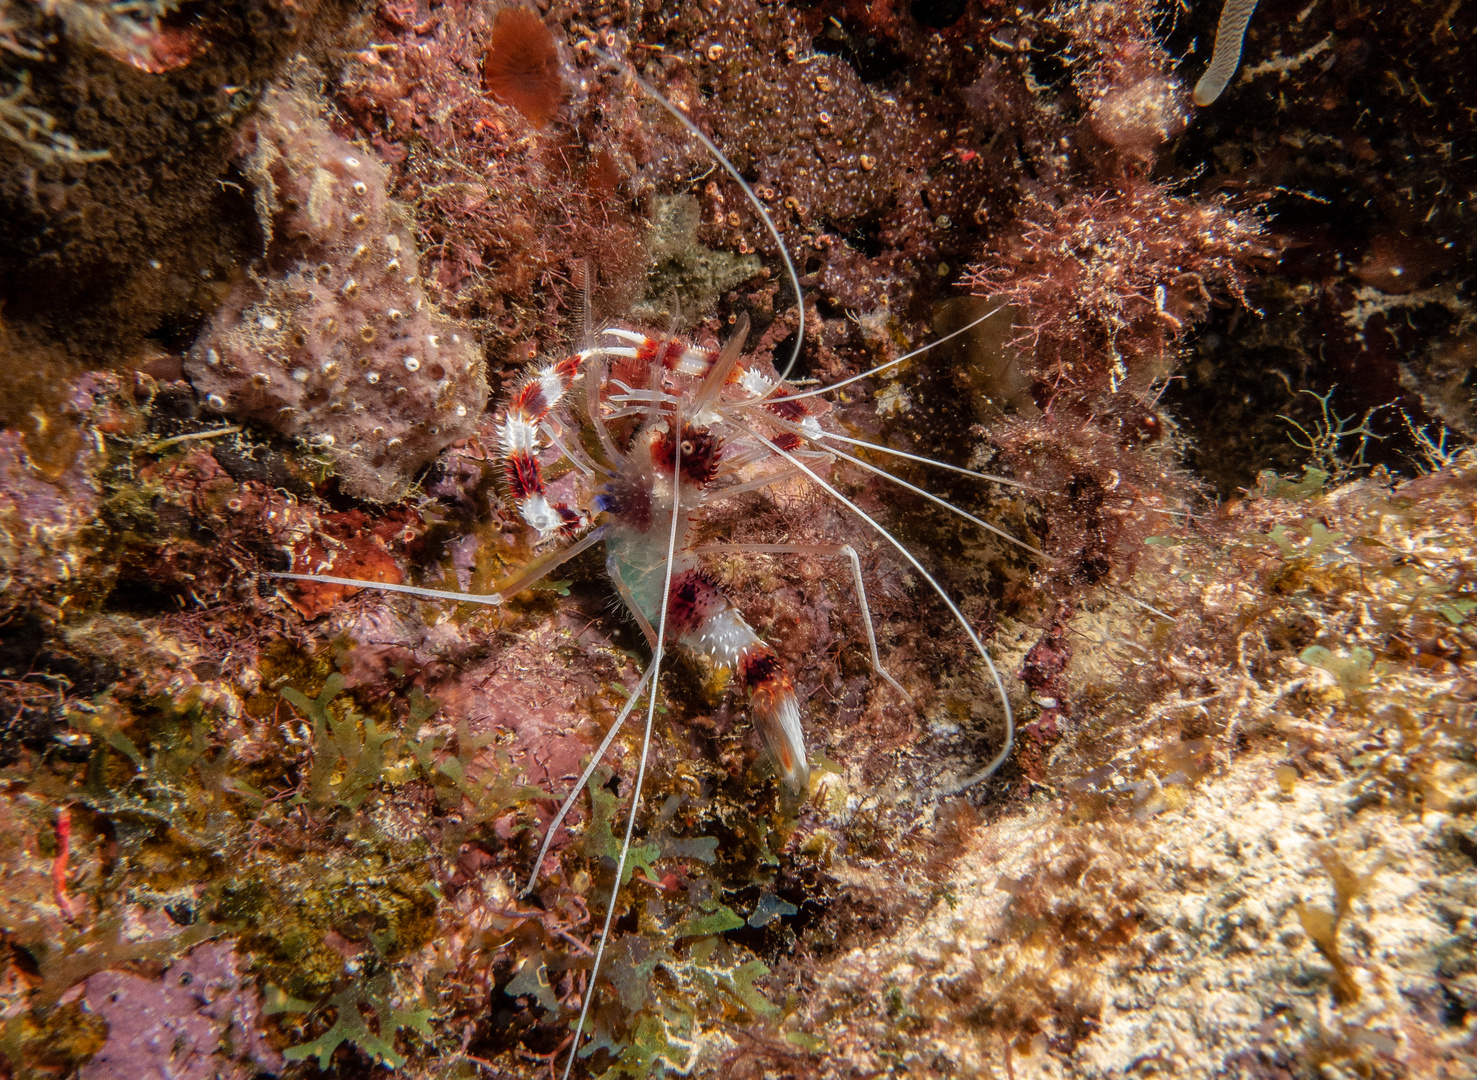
top-left (787, 453), bottom-right (1476, 1079)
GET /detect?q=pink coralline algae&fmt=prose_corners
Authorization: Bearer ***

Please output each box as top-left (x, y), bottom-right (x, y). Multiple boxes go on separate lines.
top-left (185, 81), bottom-right (487, 503)
top-left (81, 941), bottom-right (282, 1080)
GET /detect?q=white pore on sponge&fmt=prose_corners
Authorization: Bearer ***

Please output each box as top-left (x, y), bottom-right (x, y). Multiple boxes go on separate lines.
top-left (185, 83), bottom-right (488, 502)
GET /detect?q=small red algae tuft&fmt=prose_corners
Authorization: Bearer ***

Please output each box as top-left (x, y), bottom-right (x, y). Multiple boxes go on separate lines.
top-left (481, 6), bottom-right (566, 129)
top-left (964, 178), bottom-right (1267, 398)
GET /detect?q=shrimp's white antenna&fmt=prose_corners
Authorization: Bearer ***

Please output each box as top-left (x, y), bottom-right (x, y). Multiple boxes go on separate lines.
top-left (562, 432), bottom-right (684, 1078)
top-left (270, 528), bottom-right (608, 608)
top-left (270, 572), bottom-right (507, 605)
top-left (732, 420), bottom-right (1015, 791)
top-left (767, 422), bottom-right (1046, 558)
top-left (736, 302), bottom-right (1009, 405)
top-left (616, 55), bottom-right (806, 384)
top-left (790, 427), bottom-right (1036, 489)
top-left (522, 663), bottom-right (657, 897)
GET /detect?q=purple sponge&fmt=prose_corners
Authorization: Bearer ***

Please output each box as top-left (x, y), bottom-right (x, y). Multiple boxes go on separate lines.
top-left (186, 83), bottom-right (487, 502)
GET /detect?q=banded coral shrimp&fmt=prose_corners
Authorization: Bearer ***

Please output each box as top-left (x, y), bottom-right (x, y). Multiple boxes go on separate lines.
top-left (273, 50), bottom-right (1045, 1077)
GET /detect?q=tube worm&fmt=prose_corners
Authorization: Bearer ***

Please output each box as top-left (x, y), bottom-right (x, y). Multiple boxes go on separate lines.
top-left (52, 805), bottom-right (76, 920)
top-left (1193, 0), bottom-right (1260, 106)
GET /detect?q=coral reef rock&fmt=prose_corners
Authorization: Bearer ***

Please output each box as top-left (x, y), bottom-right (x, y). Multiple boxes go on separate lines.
top-left (0, 373), bottom-right (118, 624)
top-left (803, 753), bottom-right (1475, 1077)
top-left (793, 452), bottom-right (1477, 1079)
top-left (81, 941), bottom-right (282, 1080)
top-left (185, 82), bottom-right (487, 503)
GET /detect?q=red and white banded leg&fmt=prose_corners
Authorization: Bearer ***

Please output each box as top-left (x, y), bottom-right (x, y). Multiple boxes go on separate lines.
top-left (662, 567), bottom-right (809, 792)
top-left (496, 344), bottom-right (634, 541)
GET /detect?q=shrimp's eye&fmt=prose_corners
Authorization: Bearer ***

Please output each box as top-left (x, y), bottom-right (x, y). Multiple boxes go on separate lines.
top-left (681, 440), bottom-right (695, 455)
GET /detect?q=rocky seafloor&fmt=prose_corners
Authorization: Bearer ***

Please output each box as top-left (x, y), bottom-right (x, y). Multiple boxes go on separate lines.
top-left (1, 1), bottom-right (1474, 1078)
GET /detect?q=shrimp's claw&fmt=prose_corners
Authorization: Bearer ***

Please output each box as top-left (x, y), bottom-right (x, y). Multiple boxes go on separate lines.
top-left (739, 648), bottom-right (811, 793)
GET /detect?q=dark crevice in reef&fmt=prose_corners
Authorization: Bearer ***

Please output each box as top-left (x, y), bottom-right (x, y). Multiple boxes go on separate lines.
top-left (1158, 0), bottom-right (1476, 489)
top-left (811, 25), bottom-right (909, 86)
top-left (911, 0), bottom-right (972, 30)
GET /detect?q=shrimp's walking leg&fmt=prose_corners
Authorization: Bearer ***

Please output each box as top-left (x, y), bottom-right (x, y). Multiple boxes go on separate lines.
top-left (695, 542), bottom-right (910, 702)
top-left (271, 526), bottom-right (606, 607)
top-left (483, 528), bottom-right (606, 600)
top-left (732, 422), bottom-right (1016, 794)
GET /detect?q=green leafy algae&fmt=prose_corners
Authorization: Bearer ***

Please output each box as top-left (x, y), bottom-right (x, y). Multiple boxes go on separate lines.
top-left (283, 674), bottom-right (396, 811)
top-left (279, 974), bottom-right (434, 1069)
